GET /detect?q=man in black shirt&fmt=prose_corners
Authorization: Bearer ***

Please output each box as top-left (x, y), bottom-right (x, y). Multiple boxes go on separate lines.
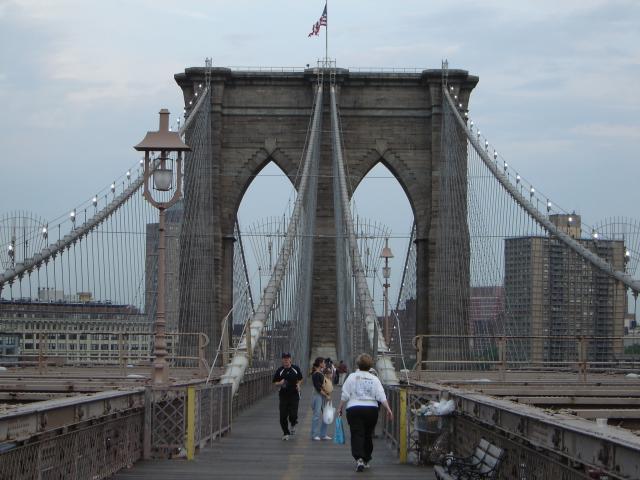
top-left (272, 352), bottom-right (303, 440)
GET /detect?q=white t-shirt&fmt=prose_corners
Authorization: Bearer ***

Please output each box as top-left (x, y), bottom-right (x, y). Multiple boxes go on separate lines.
top-left (340, 370), bottom-right (387, 409)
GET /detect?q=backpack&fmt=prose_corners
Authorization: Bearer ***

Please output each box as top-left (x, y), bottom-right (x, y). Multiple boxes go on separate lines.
top-left (322, 374), bottom-right (334, 394)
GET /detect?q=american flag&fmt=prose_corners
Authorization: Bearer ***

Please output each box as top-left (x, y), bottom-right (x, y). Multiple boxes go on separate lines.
top-left (308, 4), bottom-right (327, 37)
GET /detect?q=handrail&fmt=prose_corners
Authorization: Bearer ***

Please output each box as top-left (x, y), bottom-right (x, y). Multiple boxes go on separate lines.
top-left (0, 331), bottom-right (210, 371)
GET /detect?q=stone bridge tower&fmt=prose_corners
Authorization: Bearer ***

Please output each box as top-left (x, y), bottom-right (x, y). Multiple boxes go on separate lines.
top-left (174, 67), bottom-right (478, 364)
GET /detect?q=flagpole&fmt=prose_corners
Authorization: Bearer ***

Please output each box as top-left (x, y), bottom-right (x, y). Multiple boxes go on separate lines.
top-left (325, 0), bottom-right (328, 64)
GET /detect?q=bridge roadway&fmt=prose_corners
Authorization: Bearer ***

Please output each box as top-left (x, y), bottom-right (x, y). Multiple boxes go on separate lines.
top-left (113, 386), bottom-right (432, 480)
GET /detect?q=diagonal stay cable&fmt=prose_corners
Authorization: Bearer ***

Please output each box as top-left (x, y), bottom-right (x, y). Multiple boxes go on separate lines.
top-left (0, 87), bottom-right (211, 292)
top-left (443, 88), bottom-right (640, 295)
top-left (330, 84), bottom-right (399, 385)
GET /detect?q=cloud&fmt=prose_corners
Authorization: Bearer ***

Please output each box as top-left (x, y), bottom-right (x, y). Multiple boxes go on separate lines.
top-left (570, 123), bottom-right (640, 140)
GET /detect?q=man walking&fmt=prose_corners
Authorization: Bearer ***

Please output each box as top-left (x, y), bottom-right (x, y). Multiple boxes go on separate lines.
top-left (272, 352), bottom-right (303, 440)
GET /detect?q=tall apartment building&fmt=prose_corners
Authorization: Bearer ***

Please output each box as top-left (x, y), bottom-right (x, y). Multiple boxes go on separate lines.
top-left (469, 286), bottom-right (504, 355)
top-left (504, 214), bottom-right (627, 364)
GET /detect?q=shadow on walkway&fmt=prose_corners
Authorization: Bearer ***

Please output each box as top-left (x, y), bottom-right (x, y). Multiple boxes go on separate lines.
top-left (113, 385), bottom-right (433, 479)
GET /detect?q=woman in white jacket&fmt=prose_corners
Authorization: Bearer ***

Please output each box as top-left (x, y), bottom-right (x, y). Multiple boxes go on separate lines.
top-left (337, 353), bottom-right (393, 472)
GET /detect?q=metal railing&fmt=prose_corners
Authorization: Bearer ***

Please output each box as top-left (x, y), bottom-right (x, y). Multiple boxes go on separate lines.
top-left (413, 334), bottom-right (640, 380)
top-left (0, 330), bottom-right (209, 371)
top-left (225, 66), bottom-right (307, 73)
top-left (223, 66), bottom-right (425, 74)
top-left (382, 381), bottom-right (640, 479)
top-left (0, 389), bottom-right (146, 480)
top-left (0, 369), bottom-right (274, 477)
top-left (233, 369), bottom-right (275, 415)
top-left (146, 381), bottom-right (233, 459)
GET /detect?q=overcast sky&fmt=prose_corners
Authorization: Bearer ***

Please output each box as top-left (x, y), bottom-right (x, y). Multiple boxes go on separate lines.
top-left (1, 0), bottom-right (639, 308)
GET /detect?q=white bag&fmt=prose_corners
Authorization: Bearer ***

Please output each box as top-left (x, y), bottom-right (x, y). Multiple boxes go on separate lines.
top-left (323, 401), bottom-right (335, 424)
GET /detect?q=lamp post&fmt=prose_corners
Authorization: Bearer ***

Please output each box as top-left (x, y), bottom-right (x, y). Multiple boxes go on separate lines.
top-left (380, 238), bottom-right (394, 346)
top-left (135, 109), bottom-right (190, 385)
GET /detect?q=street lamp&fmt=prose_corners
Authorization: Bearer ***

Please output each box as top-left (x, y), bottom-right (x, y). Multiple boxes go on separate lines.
top-left (380, 238), bottom-right (394, 346)
top-left (134, 108), bottom-right (190, 384)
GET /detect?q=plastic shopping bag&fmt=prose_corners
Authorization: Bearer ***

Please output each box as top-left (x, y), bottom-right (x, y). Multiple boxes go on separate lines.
top-left (333, 417), bottom-right (345, 444)
top-left (323, 401), bottom-right (335, 424)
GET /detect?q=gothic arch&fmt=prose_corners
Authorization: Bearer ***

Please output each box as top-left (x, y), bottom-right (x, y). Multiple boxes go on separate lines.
top-left (348, 144), bottom-right (428, 237)
top-left (224, 146), bottom-right (300, 234)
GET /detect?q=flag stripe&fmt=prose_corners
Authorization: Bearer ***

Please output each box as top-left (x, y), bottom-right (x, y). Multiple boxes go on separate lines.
top-left (308, 4), bottom-right (327, 37)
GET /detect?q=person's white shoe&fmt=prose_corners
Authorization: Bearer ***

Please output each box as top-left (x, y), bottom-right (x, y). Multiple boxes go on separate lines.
top-left (282, 434), bottom-right (290, 441)
top-left (312, 436), bottom-right (321, 441)
top-left (356, 459), bottom-right (365, 472)
top-left (322, 435), bottom-right (332, 440)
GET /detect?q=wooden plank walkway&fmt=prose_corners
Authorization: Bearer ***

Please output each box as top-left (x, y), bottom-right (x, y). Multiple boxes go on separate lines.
top-left (113, 386), bottom-right (434, 479)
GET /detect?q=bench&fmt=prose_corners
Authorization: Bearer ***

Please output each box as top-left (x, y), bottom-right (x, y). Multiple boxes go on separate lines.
top-left (434, 437), bottom-right (504, 480)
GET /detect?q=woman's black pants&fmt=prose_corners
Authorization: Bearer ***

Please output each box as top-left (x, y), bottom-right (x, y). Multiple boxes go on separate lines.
top-left (346, 406), bottom-right (379, 462)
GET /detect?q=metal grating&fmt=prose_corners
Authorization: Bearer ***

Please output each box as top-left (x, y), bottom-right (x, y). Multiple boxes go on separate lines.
top-left (0, 412), bottom-right (143, 480)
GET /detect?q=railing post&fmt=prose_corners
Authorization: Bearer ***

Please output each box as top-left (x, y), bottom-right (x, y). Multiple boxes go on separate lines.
top-left (118, 333), bottom-right (124, 375)
top-left (414, 335), bottom-right (423, 371)
top-left (399, 387), bottom-right (408, 463)
top-left (143, 386), bottom-right (152, 460)
top-left (246, 318), bottom-right (252, 368)
top-left (218, 385), bottom-right (224, 438)
top-left (578, 336), bottom-right (587, 383)
top-left (186, 385), bottom-right (196, 460)
top-left (38, 331), bottom-right (44, 373)
top-left (498, 336), bottom-right (506, 381)
top-left (198, 334), bottom-right (207, 374)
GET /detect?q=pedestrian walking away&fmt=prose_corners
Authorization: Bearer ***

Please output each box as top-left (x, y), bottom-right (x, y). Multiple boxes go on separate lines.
top-left (310, 357), bottom-right (332, 441)
top-left (337, 360), bottom-right (348, 386)
top-left (338, 353), bottom-right (393, 472)
top-left (272, 352), bottom-right (303, 440)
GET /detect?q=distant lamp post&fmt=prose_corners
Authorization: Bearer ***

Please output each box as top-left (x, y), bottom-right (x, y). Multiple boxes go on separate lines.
top-left (135, 108), bottom-right (190, 385)
top-left (380, 238), bottom-right (394, 346)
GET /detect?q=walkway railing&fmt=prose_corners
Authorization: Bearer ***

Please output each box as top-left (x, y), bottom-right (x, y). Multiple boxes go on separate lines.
top-left (413, 334), bottom-right (640, 379)
top-left (0, 331), bottom-right (209, 371)
top-left (0, 370), bottom-right (273, 478)
top-left (383, 382), bottom-right (640, 479)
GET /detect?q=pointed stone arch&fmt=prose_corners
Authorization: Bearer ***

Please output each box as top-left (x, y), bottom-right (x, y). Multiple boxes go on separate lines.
top-left (346, 144), bottom-right (428, 238)
top-left (175, 66), bottom-right (478, 364)
top-left (223, 144), bottom-right (300, 235)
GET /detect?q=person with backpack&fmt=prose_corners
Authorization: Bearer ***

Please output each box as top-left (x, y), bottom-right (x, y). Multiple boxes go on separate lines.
top-left (272, 352), bottom-right (303, 441)
top-left (311, 356), bottom-right (332, 441)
